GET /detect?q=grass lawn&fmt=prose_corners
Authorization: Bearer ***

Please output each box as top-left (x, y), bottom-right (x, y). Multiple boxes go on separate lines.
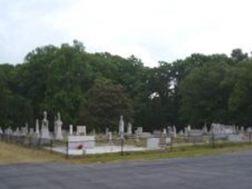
top-left (1, 141), bottom-right (252, 165)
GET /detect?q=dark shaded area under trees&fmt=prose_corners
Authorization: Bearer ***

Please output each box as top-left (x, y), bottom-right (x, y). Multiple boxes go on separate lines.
top-left (0, 40), bottom-right (252, 131)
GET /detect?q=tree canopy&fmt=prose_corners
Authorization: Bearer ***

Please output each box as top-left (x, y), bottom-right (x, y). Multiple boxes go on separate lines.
top-left (1, 40), bottom-right (252, 131)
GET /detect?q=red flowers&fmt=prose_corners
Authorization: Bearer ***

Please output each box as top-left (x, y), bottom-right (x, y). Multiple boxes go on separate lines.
top-left (77, 144), bottom-right (83, 149)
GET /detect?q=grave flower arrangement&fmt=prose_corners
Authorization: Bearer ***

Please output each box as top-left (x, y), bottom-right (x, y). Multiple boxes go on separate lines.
top-left (77, 144), bottom-right (83, 149)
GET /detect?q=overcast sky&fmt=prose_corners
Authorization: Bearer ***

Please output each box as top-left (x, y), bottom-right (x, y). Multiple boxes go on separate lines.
top-left (1, 0), bottom-right (252, 67)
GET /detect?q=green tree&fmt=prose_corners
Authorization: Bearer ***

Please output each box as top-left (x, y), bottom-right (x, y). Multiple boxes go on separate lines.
top-left (179, 62), bottom-right (233, 126)
top-left (80, 78), bottom-right (133, 132)
top-left (229, 61), bottom-right (252, 125)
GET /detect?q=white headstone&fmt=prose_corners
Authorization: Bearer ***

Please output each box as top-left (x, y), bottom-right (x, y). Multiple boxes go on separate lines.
top-left (241, 126), bottom-right (245, 133)
top-left (35, 119), bottom-right (40, 136)
top-left (167, 126), bottom-right (172, 135)
top-left (41, 111), bottom-right (50, 139)
top-left (105, 128), bottom-right (109, 136)
top-left (137, 127), bottom-right (143, 134)
top-left (119, 115), bottom-right (125, 136)
top-left (178, 130), bottom-right (184, 135)
top-left (163, 128), bottom-right (167, 135)
top-left (184, 127), bottom-right (188, 136)
top-left (127, 122), bottom-right (132, 135)
top-left (173, 126), bottom-right (177, 138)
top-left (108, 131), bottom-right (113, 145)
top-left (55, 112), bottom-right (63, 140)
top-left (76, 126), bottom-right (86, 136)
top-left (69, 124), bottom-right (73, 136)
top-left (92, 129), bottom-right (96, 136)
top-left (29, 128), bottom-right (34, 135)
top-left (5, 127), bottom-right (13, 135)
top-left (203, 124), bottom-right (208, 134)
top-left (188, 125), bottom-right (191, 131)
top-left (247, 127), bottom-right (252, 133)
top-left (147, 138), bottom-right (160, 149)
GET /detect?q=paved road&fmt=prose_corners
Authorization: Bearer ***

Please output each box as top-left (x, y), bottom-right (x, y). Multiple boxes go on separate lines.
top-left (0, 151), bottom-right (252, 189)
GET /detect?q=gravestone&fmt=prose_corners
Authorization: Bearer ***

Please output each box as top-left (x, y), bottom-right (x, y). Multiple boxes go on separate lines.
top-left (41, 111), bottom-right (50, 139)
top-left (153, 130), bottom-right (162, 137)
top-left (189, 129), bottom-right (204, 143)
top-left (173, 126), bottom-right (177, 138)
top-left (189, 129), bottom-right (203, 136)
top-left (35, 119), bottom-right (40, 136)
top-left (20, 123), bottom-right (29, 136)
top-left (55, 112), bottom-right (63, 140)
top-left (167, 126), bottom-right (172, 136)
top-left (211, 123), bottom-right (235, 135)
top-left (140, 132), bottom-right (152, 138)
top-left (228, 134), bottom-right (243, 142)
top-left (29, 128), bottom-right (34, 135)
top-left (203, 124), bottom-right (208, 134)
top-left (69, 124), bottom-right (73, 136)
top-left (147, 138), bottom-right (160, 149)
top-left (119, 115), bottom-right (125, 137)
top-left (127, 122), bottom-right (132, 135)
top-left (247, 127), bottom-right (252, 133)
top-left (166, 137), bottom-right (171, 144)
top-left (108, 131), bottom-right (113, 145)
top-left (91, 129), bottom-right (96, 136)
top-left (137, 127), bottom-right (143, 135)
top-left (105, 128), bottom-right (109, 136)
top-left (187, 125), bottom-right (191, 131)
top-left (76, 126), bottom-right (86, 136)
top-left (240, 126), bottom-right (245, 133)
top-left (178, 130), bottom-right (184, 136)
top-left (184, 127), bottom-right (189, 136)
top-left (235, 126), bottom-right (239, 133)
top-left (163, 128), bottom-right (167, 135)
top-left (21, 127), bottom-right (27, 136)
top-left (5, 127), bottom-right (13, 135)
top-left (135, 130), bottom-right (140, 142)
top-left (14, 127), bottom-right (20, 136)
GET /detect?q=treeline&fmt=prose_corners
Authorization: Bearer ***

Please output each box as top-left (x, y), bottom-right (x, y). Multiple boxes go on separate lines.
top-left (0, 40), bottom-right (252, 131)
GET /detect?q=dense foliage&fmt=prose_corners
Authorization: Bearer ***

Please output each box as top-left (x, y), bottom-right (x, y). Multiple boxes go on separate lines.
top-left (1, 40), bottom-right (252, 131)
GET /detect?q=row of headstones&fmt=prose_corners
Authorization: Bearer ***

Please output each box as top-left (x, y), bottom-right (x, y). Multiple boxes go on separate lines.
top-left (118, 115), bottom-right (144, 136)
top-left (0, 111), bottom-right (90, 140)
top-left (0, 113), bottom-right (142, 140)
top-left (0, 111), bottom-right (63, 140)
top-left (3, 113), bottom-right (250, 140)
top-left (211, 123), bottom-right (252, 134)
top-left (172, 123), bottom-right (252, 138)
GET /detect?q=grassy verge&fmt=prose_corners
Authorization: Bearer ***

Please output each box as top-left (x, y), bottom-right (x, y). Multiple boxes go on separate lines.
top-left (1, 141), bottom-right (252, 165)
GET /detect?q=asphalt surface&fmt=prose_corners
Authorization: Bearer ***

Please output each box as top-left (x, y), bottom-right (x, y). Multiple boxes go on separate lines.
top-left (0, 151), bottom-right (252, 189)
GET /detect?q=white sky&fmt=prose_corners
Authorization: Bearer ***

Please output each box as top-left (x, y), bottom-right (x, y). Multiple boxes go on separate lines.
top-left (1, 0), bottom-right (252, 67)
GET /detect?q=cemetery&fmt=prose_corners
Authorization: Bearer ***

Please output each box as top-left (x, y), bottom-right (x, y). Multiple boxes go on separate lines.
top-left (1, 111), bottom-right (252, 158)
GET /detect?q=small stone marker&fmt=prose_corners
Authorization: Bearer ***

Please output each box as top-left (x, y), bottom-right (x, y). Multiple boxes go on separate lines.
top-left (69, 124), bottom-right (73, 136)
top-left (35, 119), bottom-right (40, 136)
top-left (173, 126), bottom-right (177, 138)
top-left (76, 126), bottom-right (86, 136)
top-left (29, 128), bottom-right (34, 135)
top-left (127, 122), bottom-right (132, 135)
top-left (108, 131), bottom-right (113, 145)
top-left (147, 138), bottom-right (160, 149)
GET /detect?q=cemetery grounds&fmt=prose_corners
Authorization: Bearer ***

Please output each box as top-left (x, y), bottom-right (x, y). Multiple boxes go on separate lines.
top-left (1, 136), bottom-right (252, 165)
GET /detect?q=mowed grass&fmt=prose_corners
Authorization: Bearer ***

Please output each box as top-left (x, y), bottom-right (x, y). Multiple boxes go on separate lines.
top-left (0, 142), bottom-right (67, 164)
top-left (1, 141), bottom-right (252, 165)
